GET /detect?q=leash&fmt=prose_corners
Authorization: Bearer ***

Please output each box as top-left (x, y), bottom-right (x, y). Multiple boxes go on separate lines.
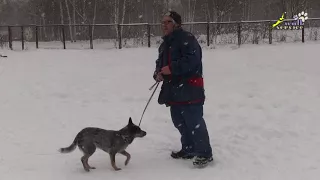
top-left (138, 81), bottom-right (160, 126)
top-left (148, 81), bottom-right (158, 90)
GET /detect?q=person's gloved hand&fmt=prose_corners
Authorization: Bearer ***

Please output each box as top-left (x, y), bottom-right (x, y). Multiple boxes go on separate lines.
top-left (153, 71), bottom-right (163, 82)
top-left (155, 73), bottom-right (164, 82)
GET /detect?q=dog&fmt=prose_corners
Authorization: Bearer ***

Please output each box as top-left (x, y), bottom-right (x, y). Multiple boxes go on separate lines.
top-left (59, 117), bottom-right (146, 171)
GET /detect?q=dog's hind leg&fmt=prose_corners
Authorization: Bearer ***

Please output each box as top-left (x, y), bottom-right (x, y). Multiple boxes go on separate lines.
top-left (119, 150), bottom-right (131, 166)
top-left (109, 152), bottom-right (121, 171)
top-left (81, 154), bottom-right (94, 172)
top-left (79, 143), bottom-right (96, 172)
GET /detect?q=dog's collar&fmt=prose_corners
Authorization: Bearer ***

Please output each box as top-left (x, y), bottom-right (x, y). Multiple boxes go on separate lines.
top-left (121, 135), bottom-right (130, 143)
top-left (122, 135), bottom-right (134, 143)
top-left (116, 133), bottom-right (134, 143)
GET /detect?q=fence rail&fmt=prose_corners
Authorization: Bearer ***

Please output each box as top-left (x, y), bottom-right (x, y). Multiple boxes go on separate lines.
top-left (1, 18), bottom-right (320, 50)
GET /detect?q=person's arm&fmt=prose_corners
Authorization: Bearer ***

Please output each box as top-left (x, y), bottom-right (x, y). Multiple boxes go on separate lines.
top-left (169, 33), bottom-right (201, 76)
top-left (153, 43), bottom-right (164, 81)
top-left (153, 58), bottom-right (160, 81)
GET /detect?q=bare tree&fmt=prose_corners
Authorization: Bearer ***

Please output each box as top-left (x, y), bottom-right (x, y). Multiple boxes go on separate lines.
top-left (91, 0), bottom-right (97, 38)
top-left (64, 0), bottom-right (74, 41)
top-left (281, 0), bottom-right (307, 18)
top-left (1, 0), bottom-right (320, 46)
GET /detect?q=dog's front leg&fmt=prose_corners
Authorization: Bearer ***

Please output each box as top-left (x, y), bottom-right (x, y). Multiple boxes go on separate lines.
top-left (109, 153), bottom-right (121, 171)
top-left (120, 150), bottom-right (131, 166)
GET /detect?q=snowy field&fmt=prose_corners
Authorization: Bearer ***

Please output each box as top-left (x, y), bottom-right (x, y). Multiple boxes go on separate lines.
top-left (1, 42), bottom-right (320, 180)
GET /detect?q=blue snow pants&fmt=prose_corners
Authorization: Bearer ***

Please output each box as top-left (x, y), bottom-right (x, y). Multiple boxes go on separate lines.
top-left (170, 104), bottom-right (213, 158)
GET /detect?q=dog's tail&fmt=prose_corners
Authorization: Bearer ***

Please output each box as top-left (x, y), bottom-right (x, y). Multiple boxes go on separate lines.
top-left (59, 135), bottom-right (78, 153)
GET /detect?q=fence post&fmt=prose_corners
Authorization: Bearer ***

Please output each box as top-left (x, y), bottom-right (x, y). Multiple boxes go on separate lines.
top-left (8, 26), bottom-right (12, 50)
top-left (269, 21), bottom-right (272, 44)
top-left (117, 24), bottom-right (122, 49)
top-left (206, 22), bottom-right (210, 46)
top-left (237, 22), bottom-right (241, 46)
top-left (147, 24), bottom-right (151, 48)
top-left (35, 26), bottom-right (39, 49)
top-left (61, 25), bottom-right (66, 49)
top-left (21, 26), bottom-right (24, 50)
top-left (89, 24), bottom-right (93, 49)
top-left (302, 26), bottom-right (305, 43)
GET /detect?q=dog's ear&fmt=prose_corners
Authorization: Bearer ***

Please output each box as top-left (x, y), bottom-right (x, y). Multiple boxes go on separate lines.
top-left (128, 117), bottom-right (133, 125)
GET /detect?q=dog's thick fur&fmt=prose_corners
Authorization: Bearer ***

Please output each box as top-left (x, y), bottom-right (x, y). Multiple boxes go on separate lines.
top-left (59, 117), bottom-right (146, 171)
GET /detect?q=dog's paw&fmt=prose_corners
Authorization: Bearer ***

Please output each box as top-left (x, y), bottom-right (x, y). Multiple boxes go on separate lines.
top-left (114, 168), bottom-right (122, 171)
top-left (90, 167), bottom-right (96, 169)
top-left (84, 168), bottom-right (90, 172)
top-left (125, 160), bottom-right (130, 166)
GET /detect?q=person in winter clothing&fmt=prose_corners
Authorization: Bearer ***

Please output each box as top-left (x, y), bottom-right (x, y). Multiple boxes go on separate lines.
top-left (153, 11), bottom-right (213, 167)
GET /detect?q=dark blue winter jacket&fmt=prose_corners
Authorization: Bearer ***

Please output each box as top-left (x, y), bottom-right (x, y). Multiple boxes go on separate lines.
top-left (153, 28), bottom-right (205, 106)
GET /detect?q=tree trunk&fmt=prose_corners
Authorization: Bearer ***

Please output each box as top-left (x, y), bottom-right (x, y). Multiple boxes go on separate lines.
top-left (60, 1), bottom-right (64, 41)
top-left (60, 1), bottom-right (64, 24)
top-left (65, 0), bottom-right (74, 42)
top-left (92, 0), bottom-right (97, 38)
top-left (83, 0), bottom-right (86, 24)
top-left (120, 0), bottom-right (127, 37)
top-left (191, 0), bottom-right (197, 32)
top-left (73, 0), bottom-right (76, 42)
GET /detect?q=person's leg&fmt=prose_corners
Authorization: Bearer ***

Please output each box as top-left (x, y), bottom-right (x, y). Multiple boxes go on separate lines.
top-left (180, 104), bottom-right (212, 159)
top-left (170, 105), bottom-right (194, 158)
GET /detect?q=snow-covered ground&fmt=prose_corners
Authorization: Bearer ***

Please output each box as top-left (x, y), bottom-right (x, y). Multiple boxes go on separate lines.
top-left (1, 42), bottom-right (320, 180)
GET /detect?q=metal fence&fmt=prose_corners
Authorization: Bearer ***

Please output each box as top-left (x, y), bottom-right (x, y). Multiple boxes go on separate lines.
top-left (1, 18), bottom-right (320, 50)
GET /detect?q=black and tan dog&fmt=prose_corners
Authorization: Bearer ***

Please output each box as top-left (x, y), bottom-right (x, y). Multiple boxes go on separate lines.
top-left (59, 117), bottom-right (146, 171)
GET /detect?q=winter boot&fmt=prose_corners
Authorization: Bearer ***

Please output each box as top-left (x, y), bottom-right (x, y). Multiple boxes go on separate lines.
top-left (171, 150), bottom-right (194, 159)
top-left (193, 156), bottom-right (213, 168)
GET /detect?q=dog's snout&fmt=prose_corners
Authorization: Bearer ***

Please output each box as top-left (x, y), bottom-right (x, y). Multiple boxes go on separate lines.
top-left (141, 131), bottom-right (147, 136)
